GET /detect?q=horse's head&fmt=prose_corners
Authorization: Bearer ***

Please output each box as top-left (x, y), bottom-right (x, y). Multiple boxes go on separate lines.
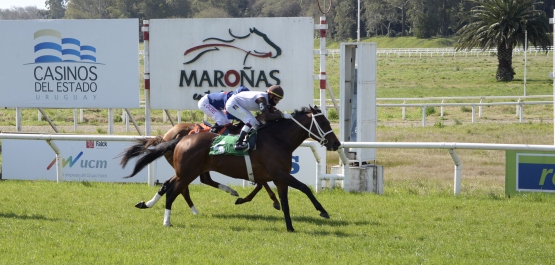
top-left (292, 106), bottom-right (340, 151)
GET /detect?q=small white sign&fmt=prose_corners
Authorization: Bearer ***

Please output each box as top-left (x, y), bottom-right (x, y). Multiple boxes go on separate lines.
top-left (2, 140), bottom-right (147, 183)
top-left (0, 19), bottom-right (139, 108)
top-left (149, 17), bottom-right (314, 111)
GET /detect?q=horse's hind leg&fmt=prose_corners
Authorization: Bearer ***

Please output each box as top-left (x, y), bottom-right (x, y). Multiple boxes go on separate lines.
top-left (199, 172), bottom-right (239, 197)
top-left (235, 182), bottom-right (280, 210)
top-left (163, 178), bottom-right (190, 227)
top-left (135, 176), bottom-right (176, 209)
top-left (180, 184), bottom-right (199, 215)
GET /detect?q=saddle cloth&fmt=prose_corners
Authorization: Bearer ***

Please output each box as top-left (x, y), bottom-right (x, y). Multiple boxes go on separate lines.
top-left (209, 131), bottom-right (257, 156)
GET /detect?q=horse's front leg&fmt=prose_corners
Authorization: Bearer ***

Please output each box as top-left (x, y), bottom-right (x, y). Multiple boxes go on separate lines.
top-left (199, 172), bottom-right (239, 197)
top-left (135, 176), bottom-right (175, 209)
top-left (275, 183), bottom-right (294, 232)
top-left (284, 175), bottom-right (329, 219)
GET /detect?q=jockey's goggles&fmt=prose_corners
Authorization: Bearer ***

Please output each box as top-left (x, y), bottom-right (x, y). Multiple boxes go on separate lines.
top-left (268, 91), bottom-right (283, 99)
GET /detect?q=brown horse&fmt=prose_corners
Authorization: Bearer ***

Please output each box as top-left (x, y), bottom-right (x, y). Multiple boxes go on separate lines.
top-left (119, 122), bottom-right (280, 211)
top-left (123, 106), bottom-right (340, 232)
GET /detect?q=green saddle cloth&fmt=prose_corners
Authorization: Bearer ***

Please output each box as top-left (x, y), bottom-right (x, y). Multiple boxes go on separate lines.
top-left (209, 135), bottom-right (248, 156)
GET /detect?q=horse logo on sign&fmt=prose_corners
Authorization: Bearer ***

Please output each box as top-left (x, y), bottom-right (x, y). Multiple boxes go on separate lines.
top-left (183, 27), bottom-right (281, 69)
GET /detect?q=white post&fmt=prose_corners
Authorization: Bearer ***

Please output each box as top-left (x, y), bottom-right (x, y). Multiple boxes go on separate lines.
top-left (449, 149), bottom-right (462, 196)
top-left (317, 16), bottom-right (328, 180)
top-left (319, 16), bottom-right (328, 117)
top-left (524, 30), bottom-right (527, 96)
top-left (143, 20), bottom-right (151, 137)
top-left (108, 108), bottom-right (114, 135)
top-left (16, 108), bottom-right (21, 132)
top-left (73, 109), bottom-right (77, 132)
top-left (471, 105), bottom-right (475, 123)
top-left (357, 0), bottom-right (360, 43)
top-left (143, 20), bottom-right (154, 187)
top-left (552, 11), bottom-right (555, 144)
top-left (422, 106), bottom-right (426, 127)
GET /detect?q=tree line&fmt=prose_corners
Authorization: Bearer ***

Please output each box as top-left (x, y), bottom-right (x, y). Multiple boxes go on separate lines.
top-left (1, 0), bottom-right (553, 41)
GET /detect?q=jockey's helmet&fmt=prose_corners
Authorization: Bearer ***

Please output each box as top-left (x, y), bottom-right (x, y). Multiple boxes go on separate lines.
top-left (267, 85), bottom-right (284, 99)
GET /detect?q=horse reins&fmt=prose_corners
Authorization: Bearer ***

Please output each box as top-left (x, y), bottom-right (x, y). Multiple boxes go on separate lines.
top-left (290, 112), bottom-right (333, 146)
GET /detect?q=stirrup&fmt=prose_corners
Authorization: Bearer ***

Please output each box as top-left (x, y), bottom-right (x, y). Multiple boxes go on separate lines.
top-left (210, 124), bottom-right (221, 133)
top-left (234, 141), bottom-right (248, 151)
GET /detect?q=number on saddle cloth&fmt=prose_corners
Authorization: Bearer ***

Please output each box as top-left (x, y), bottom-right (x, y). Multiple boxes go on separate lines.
top-left (209, 130), bottom-right (257, 155)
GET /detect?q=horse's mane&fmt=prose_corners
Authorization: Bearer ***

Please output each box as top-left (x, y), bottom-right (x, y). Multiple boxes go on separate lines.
top-left (258, 105), bottom-right (321, 131)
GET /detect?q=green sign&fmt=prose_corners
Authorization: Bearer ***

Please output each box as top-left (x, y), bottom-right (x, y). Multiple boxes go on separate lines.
top-left (506, 150), bottom-right (555, 195)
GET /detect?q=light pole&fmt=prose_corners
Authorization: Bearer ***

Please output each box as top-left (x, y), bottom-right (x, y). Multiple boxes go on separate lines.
top-left (524, 29), bottom-right (527, 96)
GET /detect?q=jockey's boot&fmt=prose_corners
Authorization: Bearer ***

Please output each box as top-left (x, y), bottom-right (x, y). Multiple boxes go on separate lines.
top-left (234, 130), bottom-right (249, 150)
top-left (210, 123), bottom-right (222, 133)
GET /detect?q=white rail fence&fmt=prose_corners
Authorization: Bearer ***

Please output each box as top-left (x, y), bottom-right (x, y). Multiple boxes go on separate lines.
top-left (2, 95), bottom-right (551, 135)
top-left (324, 47), bottom-right (553, 58)
top-left (319, 95), bottom-right (553, 126)
top-left (140, 47), bottom-right (553, 58)
top-left (338, 142), bottom-right (555, 195)
top-left (2, 132), bottom-right (555, 196)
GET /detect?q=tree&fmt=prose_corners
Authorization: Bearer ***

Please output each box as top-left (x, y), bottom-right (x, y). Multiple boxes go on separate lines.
top-left (46, 0), bottom-right (66, 19)
top-left (65, 0), bottom-right (115, 18)
top-left (456, 0), bottom-right (551, 81)
top-left (0, 6), bottom-right (45, 19)
top-left (334, 0), bottom-right (357, 40)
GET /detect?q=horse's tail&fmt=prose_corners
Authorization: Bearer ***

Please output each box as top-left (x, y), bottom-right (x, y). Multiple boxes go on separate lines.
top-left (123, 136), bottom-right (183, 179)
top-left (118, 136), bottom-right (165, 168)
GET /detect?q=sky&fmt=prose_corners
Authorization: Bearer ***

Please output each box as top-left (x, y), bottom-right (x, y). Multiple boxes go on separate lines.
top-left (0, 0), bottom-right (48, 10)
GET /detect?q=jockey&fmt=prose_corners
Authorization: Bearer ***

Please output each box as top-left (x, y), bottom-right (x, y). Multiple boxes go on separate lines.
top-left (225, 85), bottom-right (286, 150)
top-left (197, 86), bottom-right (250, 134)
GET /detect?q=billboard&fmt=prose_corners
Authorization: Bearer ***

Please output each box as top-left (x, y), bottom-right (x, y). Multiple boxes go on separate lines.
top-left (149, 18), bottom-right (314, 111)
top-left (0, 19), bottom-right (139, 108)
top-left (2, 139), bottom-right (148, 183)
top-left (506, 151), bottom-right (555, 195)
top-left (3, 139), bottom-right (324, 188)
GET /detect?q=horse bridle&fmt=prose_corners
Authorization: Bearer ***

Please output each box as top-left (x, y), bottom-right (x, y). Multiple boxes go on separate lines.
top-left (290, 112), bottom-right (333, 146)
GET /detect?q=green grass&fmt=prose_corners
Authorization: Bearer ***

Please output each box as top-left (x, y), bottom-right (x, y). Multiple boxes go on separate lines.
top-left (321, 36), bottom-right (459, 49)
top-left (1, 180), bottom-right (554, 264)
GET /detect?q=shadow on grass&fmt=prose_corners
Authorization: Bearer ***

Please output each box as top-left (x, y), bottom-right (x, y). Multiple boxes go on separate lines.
top-left (212, 213), bottom-right (354, 227)
top-left (0, 212), bottom-right (58, 221)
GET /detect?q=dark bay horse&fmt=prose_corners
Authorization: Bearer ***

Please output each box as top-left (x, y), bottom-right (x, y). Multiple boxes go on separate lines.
top-left (123, 106), bottom-right (340, 232)
top-left (119, 122), bottom-right (280, 212)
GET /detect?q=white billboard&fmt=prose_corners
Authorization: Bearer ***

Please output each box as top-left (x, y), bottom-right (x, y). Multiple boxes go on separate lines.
top-left (2, 139), bottom-right (324, 188)
top-left (149, 17), bottom-right (314, 111)
top-left (0, 19), bottom-right (139, 108)
top-left (2, 140), bottom-right (147, 182)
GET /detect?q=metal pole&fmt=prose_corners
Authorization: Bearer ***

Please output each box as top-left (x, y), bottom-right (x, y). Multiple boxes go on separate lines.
top-left (524, 30), bottom-right (527, 96)
top-left (552, 11), bottom-right (555, 144)
top-left (357, 0), bottom-right (360, 42)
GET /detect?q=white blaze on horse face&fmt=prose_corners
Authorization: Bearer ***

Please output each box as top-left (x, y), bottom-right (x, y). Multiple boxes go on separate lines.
top-left (164, 209), bottom-right (172, 227)
top-left (145, 193), bottom-right (162, 208)
top-left (190, 206), bottom-right (199, 215)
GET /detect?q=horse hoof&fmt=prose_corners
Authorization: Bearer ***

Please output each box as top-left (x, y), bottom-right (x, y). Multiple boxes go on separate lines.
top-left (320, 212), bottom-right (330, 219)
top-left (287, 228), bottom-right (295, 232)
top-left (135, 201), bottom-right (148, 209)
top-left (163, 222), bottom-right (172, 227)
top-left (235, 198), bottom-right (243, 205)
top-left (230, 190), bottom-right (239, 197)
top-left (273, 203), bottom-right (281, 210)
